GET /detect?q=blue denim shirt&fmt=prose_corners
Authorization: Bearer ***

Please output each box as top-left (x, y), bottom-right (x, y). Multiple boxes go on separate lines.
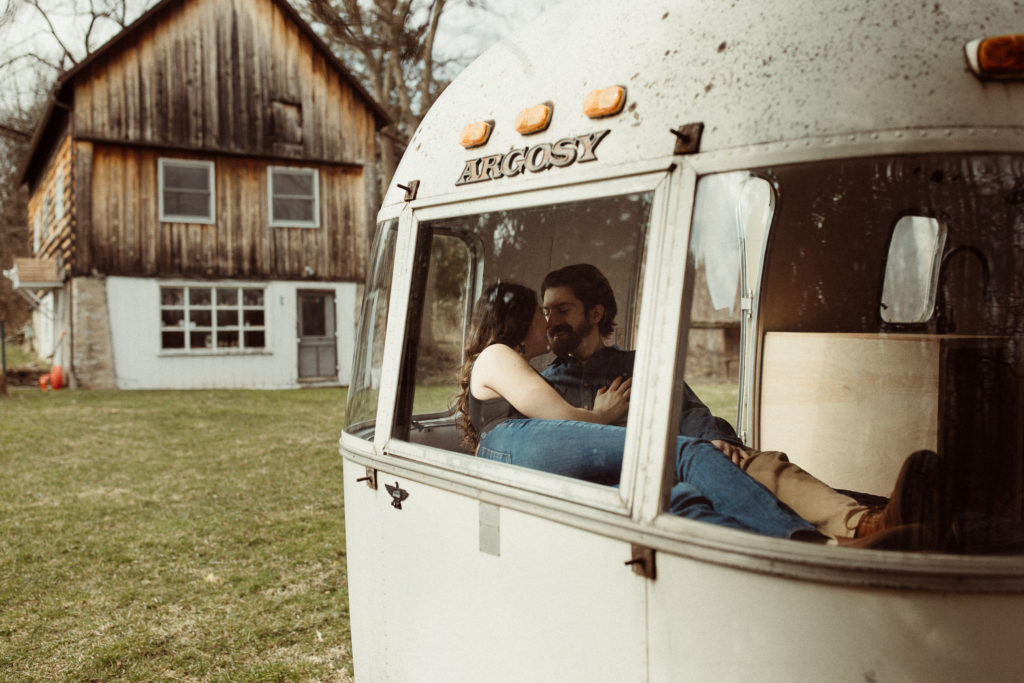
top-left (541, 345), bottom-right (742, 444)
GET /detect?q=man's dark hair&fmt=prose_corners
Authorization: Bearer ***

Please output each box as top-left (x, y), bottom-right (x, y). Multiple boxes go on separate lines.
top-left (541, 264), bottom-right (617, 337)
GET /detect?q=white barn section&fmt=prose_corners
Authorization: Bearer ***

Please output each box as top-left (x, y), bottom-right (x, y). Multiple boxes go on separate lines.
top-left (106, 276), bottom-right (356, 389)
top-left (29, 292), bottom-right (58, 361)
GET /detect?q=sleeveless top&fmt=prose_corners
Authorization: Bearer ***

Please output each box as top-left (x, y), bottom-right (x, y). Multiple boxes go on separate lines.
top-left (468, 393), bottom-right (522, 436)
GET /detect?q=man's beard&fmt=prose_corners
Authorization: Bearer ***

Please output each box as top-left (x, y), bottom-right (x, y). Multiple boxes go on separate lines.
top-left (548, 319), bottom-right (593, 358)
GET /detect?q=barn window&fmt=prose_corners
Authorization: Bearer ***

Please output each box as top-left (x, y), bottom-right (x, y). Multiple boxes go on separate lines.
top-left (41, 194), bottom-right (52, 238)
top-left (269, 167), bottom-right (320, 228)
top-left (159, 158), bottom-right (215, 224)
top-left (54, 169), bottom-right (65, 223)
top-left (160, 285), bottom-right (266, 352)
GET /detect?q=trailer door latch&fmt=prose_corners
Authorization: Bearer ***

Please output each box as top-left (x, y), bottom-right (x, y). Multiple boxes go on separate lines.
top-left (625, 544), bottom-right (656, 580)
top-left (356, 467), bottom-right (377, 490)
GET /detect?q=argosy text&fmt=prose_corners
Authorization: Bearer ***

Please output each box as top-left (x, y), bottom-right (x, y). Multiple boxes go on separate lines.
top-left (455, 130), bottom-right (611, 186)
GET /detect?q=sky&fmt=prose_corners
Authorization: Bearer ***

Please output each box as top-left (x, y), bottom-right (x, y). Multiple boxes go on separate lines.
top-left (0, 0), bottom-right (555, 114)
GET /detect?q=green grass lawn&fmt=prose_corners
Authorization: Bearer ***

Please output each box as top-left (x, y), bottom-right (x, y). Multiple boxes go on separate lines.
top-left (690, 383), bottom-right (740, 431)
top-left (0, 388), bottom-right (353, 681)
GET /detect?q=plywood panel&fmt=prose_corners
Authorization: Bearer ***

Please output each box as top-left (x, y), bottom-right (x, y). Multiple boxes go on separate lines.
top-left (759, 332), bottom-right (941, 495)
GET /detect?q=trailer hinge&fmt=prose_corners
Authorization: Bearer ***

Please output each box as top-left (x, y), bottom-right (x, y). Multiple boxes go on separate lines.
top-left (741, 292), bottom-right (753, 319)
top-left (356, 467), bottom-right (377, 490)
top-left (625, 544), bottom-right (656, 580)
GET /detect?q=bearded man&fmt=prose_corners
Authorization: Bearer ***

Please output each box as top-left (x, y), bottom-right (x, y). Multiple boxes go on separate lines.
top-left (539, 263), bottom-right (951, 549)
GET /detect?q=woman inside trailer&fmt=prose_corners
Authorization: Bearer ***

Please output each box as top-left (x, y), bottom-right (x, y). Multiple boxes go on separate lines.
top-left (454, 281), bottom-right (829, 540)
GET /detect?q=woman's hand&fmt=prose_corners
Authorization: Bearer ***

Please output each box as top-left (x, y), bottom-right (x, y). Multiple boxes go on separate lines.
top-left (592, 376), bottom-right (632, 424)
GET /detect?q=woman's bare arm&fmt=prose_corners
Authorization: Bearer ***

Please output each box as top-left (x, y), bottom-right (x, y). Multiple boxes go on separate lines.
top-left (471, 344), bottom-right (630, 424)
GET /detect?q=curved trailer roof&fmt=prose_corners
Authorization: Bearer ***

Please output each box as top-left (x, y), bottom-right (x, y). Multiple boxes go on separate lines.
top-left (384, 0), bottom-right (1024, 209)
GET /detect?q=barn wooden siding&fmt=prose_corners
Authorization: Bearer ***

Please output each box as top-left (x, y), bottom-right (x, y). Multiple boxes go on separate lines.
top-left (53, 0), bottom-right (381, 282)
top-left (70, 0), bottom-right (376, 164)
top-left (78, 143), bottom-right (368, 281)
top-left (27, 130), bottom-right (75, 268)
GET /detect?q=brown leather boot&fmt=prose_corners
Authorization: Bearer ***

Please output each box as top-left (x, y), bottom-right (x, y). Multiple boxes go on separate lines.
top-left (853, 450), bottom-right (951, 551)
top-left (839, 524), bottom-right (923, 549)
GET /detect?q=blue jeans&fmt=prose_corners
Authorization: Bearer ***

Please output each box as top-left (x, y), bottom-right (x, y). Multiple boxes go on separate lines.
top-left (478, 419), bottom-right (820, 540)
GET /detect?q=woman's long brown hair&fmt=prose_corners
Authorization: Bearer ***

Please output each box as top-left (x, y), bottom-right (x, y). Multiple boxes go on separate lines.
top-left (455, 282), bottom-right (539, 450)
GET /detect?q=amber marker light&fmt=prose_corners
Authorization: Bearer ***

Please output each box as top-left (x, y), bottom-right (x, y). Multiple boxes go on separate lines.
top-left (583, 86), bottom-right (626, 118)
top-left (966, 35), bottom-right (1024, 79)
top-left (514, 104), bottom-right (552, 135)
top-left (459, 120), bottom-right (493, 148)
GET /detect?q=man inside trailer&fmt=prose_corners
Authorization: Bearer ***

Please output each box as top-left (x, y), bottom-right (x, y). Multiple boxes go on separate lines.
top-left (539, 263), bottom-right (952, 549)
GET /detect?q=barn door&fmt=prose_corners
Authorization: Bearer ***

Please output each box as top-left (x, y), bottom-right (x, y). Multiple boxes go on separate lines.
top-left (297, 291), bottom-right (337, 379)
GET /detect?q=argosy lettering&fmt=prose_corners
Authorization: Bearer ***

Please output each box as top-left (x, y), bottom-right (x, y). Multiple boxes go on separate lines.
top-left (456, 130), bottom-right (611, 186)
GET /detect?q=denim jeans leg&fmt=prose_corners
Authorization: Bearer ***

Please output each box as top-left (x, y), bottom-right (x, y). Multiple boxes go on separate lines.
top-left (478, 419), bottom-right (624, 486)
top-left (667, 482), bottom-right (762, 533)
top-left (479, 419), bottom-right (821, 539)
top-left (674, 436), bottom-right (820, 539)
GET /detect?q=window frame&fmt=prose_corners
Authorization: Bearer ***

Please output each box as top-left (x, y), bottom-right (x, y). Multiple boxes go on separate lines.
top-left (368, 164), bottom-right (679, 519)
top-left (54, 168), bottom-right (65, 224)
top-left (33, 210), bottom-right (41, 253)
top-left (879, 214), bottom-right (948, 325)
top-left (268, 166), bottom-right (321, 228)
top-left (158, 283), bottom-right (268, 354)
top-left (158, 158), bottom-right (216, 224)
top-left (41, 194), bottom-right (52, 239)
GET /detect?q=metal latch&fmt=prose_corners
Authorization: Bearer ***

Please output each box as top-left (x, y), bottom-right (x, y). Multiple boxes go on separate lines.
top-left (396, 179), bottom-right (420, 201)
top-left (356, 467), bottom-right (377, 489)
top-left (624, 544), bottom-right (656, 580)
top-left (670, 122), bottom-right (704, 155)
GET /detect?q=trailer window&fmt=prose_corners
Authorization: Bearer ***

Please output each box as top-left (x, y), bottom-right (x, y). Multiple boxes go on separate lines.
top-left (345, 221), bottom-right (398, 437)
top-left (394, 192), bottom-right (651, 484)
top-left (409, 232), bottom-right (476, 416)
top-left (880, 216), bottom-right (946, 324)
top-left (674, 154), bottom-right (1024, 555)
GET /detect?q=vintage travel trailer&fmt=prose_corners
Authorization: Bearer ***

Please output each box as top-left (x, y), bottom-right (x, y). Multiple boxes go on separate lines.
top-left (339, 0), bottom-right (1024, 679)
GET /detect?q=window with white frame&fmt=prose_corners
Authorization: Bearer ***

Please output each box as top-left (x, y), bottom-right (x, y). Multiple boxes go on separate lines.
top-left (160, 285), bottom-right (266, 351)
top-left (33, 210), bottom-right (41, 253)
top-left (159, 159), bottom-right (215, 223)
top-left (41, 194), bottom-right (52, 238)
top-left (268, 166), bottom-right (319, 227)
top-left (54, 169), bottom-right (65, 223)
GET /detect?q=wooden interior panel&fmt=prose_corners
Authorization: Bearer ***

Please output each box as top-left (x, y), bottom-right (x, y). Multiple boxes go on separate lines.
top-left (760, 332), bottom-right (941, 495)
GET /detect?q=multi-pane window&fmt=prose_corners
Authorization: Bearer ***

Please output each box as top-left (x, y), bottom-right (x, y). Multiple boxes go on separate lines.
top-left (160, 286), bottom-right (266, 351)
top-left (159, 159), bottom-right (215, 223)
top-left (269, 167), bottom-right (319, 227)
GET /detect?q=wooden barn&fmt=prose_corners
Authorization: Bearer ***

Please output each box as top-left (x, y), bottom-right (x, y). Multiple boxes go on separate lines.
top-left (7, 0), bottom-right (388, 389)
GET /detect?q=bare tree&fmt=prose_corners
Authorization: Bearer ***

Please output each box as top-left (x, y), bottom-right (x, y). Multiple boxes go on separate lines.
top-left (304, 0), bottom-right (479, 189)
top-left (0, 1), bottom-right (155, 344)
top-left (0, 104), bottom-right (38, 342)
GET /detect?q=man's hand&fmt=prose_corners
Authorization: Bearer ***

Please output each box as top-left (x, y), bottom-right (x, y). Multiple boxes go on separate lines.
top-left (712, 439), bottom-right (752, 466)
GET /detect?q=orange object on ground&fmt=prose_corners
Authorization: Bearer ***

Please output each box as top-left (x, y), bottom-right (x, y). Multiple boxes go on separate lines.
top-left (39, 375), bottom-right (50, 390)
top-left (49, 365), bottom-right (63, 390)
